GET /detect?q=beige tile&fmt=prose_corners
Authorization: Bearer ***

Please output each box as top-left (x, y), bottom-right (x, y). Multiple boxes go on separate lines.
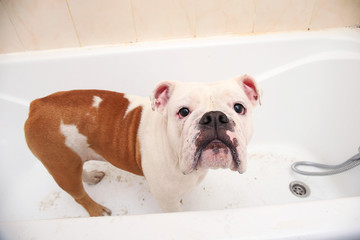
top-left (2, 0), bottom-right (79, 51)
top-left (196, 0), bottom-right (255, 37)
top-left (0, 1), bottom-right (24, 54)
top-left (254, 0), bottom-right (315, 33)
top-left (131, 0), bottom-right (195, 41)
top-left (310, 0), bottom-right (360, 30)
top-left (67, 0), bottom-right (136, 46)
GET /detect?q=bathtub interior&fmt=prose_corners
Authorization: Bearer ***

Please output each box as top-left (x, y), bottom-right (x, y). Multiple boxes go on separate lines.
top-left (0, 29), bottom-right (360, 222)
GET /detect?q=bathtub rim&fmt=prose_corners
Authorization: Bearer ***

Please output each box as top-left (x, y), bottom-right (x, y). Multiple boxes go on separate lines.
top-left (0, 27), bottom-right (359, 62)
top-left (1, 196), bottom-right (359, 240)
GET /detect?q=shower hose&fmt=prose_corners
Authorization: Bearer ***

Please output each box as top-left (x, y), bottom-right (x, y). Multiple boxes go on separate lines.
top-left (291, 146), bottom-right (360, 176)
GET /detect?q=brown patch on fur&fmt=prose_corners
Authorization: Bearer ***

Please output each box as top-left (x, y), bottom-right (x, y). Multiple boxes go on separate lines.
top-left (24, 90), bottom-right (143, 216)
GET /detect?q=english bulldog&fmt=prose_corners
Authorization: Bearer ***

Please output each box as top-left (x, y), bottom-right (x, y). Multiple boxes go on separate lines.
top-left (24, 75), bottom-right (261, 216)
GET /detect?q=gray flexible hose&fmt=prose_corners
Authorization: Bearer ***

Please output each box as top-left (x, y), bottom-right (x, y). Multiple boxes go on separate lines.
top-left (291, 146), bottom-right (360, 176)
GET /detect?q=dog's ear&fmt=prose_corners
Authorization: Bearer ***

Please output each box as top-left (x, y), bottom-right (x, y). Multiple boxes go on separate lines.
top-left (236, 75), bottom-right (262, 106)
top-left (150, 81), bottom-right (176, 113)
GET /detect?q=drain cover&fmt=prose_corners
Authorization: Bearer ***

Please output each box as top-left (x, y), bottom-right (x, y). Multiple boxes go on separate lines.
top-left (289, 181), bottom-right (310, 198)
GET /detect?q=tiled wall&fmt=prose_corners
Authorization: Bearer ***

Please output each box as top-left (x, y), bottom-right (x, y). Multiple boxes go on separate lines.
top-left (1, 0), bottom-right (360, 54)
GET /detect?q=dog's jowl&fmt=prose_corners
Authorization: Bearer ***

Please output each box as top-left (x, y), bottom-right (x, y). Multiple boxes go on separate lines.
top-left (24, 75), bottom-right (261, 216)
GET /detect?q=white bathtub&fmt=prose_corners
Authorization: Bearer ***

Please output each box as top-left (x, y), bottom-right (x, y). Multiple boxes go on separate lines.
top-left (1, 28), bottom-right (360, 239)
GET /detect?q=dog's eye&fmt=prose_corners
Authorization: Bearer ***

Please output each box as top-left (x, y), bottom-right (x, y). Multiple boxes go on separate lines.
top-left (178, 107), bottom-right (190, 118)
top-left (234, 103), bottom-right (246, 115)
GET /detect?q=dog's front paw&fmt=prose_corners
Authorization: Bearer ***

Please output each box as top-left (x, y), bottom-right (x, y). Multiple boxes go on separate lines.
top-left (158, 199), bottom-right (183, 213)
top-left (82, 170), bottom-right (105, 185)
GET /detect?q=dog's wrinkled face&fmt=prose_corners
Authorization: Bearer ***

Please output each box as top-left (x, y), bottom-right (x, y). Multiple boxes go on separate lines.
top-left (151, 75), bottom-right (261, 175)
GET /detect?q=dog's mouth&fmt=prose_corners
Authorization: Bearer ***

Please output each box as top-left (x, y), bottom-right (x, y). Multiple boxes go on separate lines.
top-left (193, 138), bottom-right (240, 171)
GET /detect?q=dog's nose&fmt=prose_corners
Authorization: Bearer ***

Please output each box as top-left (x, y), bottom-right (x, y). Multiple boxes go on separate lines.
top-left (199, 111), bottom-right (229, 126)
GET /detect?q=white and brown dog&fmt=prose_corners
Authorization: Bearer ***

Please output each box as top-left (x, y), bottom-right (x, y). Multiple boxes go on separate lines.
top-left (24, 75), bottom-right (261, 216)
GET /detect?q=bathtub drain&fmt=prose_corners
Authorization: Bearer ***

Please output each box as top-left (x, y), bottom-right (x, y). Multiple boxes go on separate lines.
top-left (289, 181), bottom-right (310, 198)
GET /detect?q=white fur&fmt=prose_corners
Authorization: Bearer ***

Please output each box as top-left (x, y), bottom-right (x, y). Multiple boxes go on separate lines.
top-left (139, 105), bottom-right (208, 211)
top-left (60, 121), bottom-right (104, 162)
top-left (124, 94), bottom-right (146, 117)
top-left (92, 96), bottom-right (102, 108)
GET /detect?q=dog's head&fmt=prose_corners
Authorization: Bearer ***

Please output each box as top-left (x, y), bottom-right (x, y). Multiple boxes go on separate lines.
top-left (150, 75), bottom-right (261, 175)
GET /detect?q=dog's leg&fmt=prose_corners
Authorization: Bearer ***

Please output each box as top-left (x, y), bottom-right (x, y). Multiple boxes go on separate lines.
top-left (39, 148), bottom-right (111, 217)
top-left (145, 168), bottom-right (208, 212)
top-left (25, 122), bottom-right (111, 217)
top-left (146, 183), bottom-right (183, 212)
